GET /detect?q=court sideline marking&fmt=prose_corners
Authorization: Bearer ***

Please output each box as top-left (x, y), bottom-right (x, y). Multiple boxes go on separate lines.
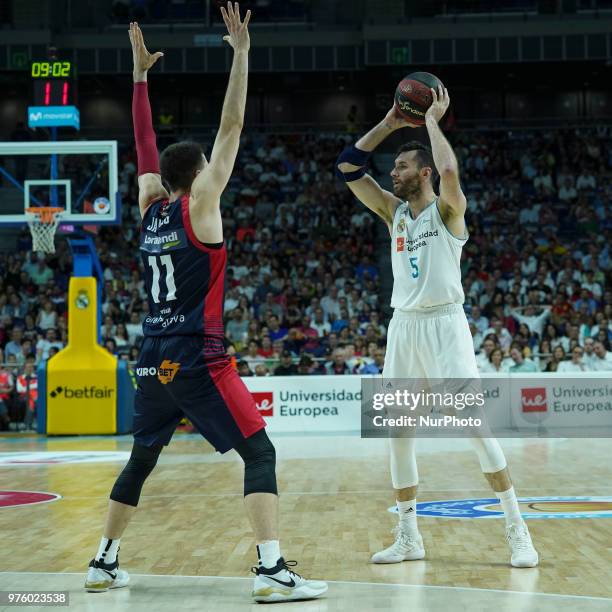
top-left (46, 486), bottom-right (612, 500)
top-left (1, 571), bottom-right (611, 602)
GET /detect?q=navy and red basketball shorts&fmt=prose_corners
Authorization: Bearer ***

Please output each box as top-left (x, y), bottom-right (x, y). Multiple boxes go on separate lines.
top-left (133, 336), bottom-right (265, 452)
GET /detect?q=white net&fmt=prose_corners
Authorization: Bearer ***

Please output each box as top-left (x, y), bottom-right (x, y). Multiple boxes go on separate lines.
top-left (26, 209), bottom-right (63, 254)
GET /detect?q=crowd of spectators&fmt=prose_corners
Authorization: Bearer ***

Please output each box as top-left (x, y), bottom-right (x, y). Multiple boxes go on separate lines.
top-left (1, 126), bottom-right (611, 430)
top-left (456, 127), bottom-right (612, 372)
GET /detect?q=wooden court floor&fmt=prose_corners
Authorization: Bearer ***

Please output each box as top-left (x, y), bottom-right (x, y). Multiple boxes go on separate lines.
top-left (1, 432), bottom-right (612, 611)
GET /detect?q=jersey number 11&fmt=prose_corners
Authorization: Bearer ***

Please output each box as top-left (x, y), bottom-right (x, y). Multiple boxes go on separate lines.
top-left (148, 255), bottom-right (177, 304)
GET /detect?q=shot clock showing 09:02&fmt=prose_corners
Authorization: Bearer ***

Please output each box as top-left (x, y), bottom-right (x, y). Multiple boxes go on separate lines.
top-left (31, 61), bottom-right (73, 78)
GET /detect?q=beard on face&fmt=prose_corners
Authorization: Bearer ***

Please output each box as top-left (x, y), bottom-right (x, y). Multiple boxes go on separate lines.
top-left (393, 173), bottom-right (422, 201)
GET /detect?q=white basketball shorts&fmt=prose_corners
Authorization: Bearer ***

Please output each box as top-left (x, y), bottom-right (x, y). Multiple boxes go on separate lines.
top-left (382, 303), bottom-right (479, 380)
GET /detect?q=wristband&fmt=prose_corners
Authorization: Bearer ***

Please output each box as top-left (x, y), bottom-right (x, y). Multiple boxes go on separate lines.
top-left (335, 145), bottom-right (371, 182)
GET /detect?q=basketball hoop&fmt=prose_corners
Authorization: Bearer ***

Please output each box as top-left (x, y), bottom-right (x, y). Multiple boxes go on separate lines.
top-left (25, 207), bottom-right (64, 254)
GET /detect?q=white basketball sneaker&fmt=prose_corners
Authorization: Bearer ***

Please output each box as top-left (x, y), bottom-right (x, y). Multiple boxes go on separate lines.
top-left (506, 522), bottom-right (539, 568)
top-left (251, 557), bottom-right (328, 603)
top-left (84, 556), bottom-right (130, 592)
top-left (371, 526), bottom-right (426, 564)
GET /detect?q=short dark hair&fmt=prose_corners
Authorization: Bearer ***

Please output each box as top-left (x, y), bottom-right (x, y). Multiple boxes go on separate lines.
top-left (397, 141), bottom-right (439, 184)
top-left (159, 141), bottom-right (205, 192)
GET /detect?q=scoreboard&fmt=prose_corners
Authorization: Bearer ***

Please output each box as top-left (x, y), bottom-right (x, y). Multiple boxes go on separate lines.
top-left (31, 61), bottom-right (76, 107)
top-left (28, 59), bottom-right (79, 129)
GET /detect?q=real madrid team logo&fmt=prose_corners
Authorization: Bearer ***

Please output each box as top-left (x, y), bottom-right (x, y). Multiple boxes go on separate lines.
top-left (397, 217), bottom-right (406, 233)
top-left (75, 290), bottom-right (90, 310)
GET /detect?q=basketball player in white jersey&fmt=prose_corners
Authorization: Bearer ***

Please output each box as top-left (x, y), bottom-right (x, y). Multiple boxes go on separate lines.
top-left (336, 86), bottom-right (538, 567)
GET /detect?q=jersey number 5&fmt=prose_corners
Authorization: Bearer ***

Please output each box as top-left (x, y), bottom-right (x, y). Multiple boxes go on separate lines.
top-left (409, 257), bottom-right (419, 278)
top-left (148, 255), bottom-right (177, 304)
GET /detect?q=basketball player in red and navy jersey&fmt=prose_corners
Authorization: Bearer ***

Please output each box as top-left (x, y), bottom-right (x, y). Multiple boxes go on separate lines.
top-left (84, 4), bottom-right (326, 603)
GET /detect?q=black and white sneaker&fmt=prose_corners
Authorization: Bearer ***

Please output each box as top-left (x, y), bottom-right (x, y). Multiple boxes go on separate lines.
top-left (251, 557), bottom-right (328, 603)
top-left (84, 557), bottom-right (130, 592)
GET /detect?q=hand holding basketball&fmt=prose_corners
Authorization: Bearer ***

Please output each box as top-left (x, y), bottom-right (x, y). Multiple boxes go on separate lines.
top-left (383, 106), bottom-right (419, 131)
top-left (425, 85), bottom-right (450, 124)
top-left (220, 2), bottom-right (251, 52)
top-left (128, 22), bottom-right (163, 79)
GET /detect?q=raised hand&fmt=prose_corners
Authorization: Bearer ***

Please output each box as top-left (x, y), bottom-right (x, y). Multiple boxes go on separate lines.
top-left (425, 85), bottom-right (450, 124)
top-left (220, 2), bottom-right (251, 52)
top-left (129, 22), bottom-right (164, 80)
top-left (383, 105), bottom-right (418, 131)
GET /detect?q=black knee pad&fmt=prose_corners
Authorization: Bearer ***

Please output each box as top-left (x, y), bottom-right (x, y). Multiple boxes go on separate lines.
top-left (235, 429), bottom-right (277, 496)
top-left (110, 443), bottom-right (162, 507)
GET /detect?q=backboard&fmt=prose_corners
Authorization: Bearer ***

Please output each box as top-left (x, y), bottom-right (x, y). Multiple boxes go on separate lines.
top-left (0, 140), bottom-right (120, 227)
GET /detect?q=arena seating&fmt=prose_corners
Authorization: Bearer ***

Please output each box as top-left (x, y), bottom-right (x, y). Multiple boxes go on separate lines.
top-left (0, 127), bottom-right (611, 431)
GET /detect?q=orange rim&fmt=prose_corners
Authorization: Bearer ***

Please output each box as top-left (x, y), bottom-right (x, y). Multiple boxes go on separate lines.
top-left (25, 207), bottom-right (64, 224)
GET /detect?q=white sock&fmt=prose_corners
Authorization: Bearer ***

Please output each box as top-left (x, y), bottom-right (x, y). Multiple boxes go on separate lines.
top-left (397, 499), bottom-right (418, 533)
top-left (497, 487), bottom-right (522, 526)
top-left (257, 540), bottom-right (281, 569)
top-left (96, 537), bottom-right (120, 565)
